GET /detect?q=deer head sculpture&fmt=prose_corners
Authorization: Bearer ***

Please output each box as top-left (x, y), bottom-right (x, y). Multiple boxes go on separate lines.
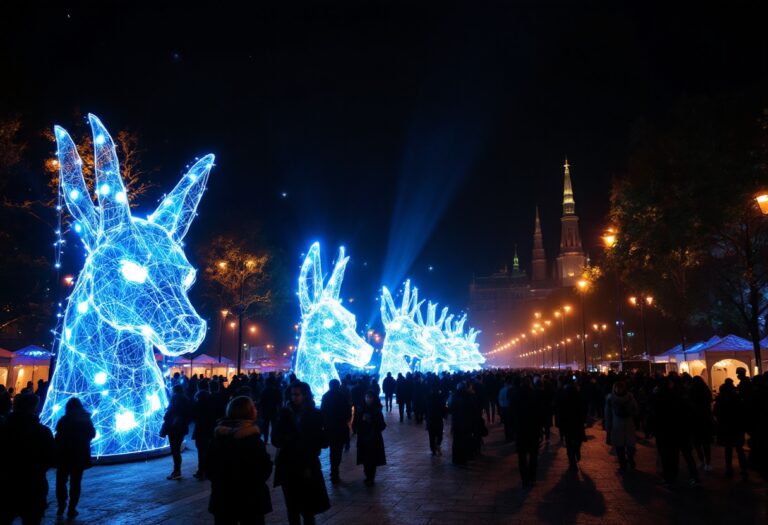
top-left (379, 280), bottom-right (434, 377)
top-left (40, 114), bottom-right (213, 457)
top-left (417, 302), bottom-right (455, 373)
top-left (295, 242), bottom-right (373, 398)
top-left (444, 314), bottom-right (485, 371)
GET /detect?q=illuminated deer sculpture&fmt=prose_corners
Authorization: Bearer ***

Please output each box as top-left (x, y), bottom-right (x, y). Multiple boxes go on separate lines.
top-left (295, 242), bottom-right (373, 398)
top-left (40, 115), bottom-right (213, 458)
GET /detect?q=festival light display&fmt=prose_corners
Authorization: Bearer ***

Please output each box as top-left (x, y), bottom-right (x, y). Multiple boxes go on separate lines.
top-left (379, 280), bottom-right (433, 377)
top-left (40, 114), bottom-right (213, 457)
top-left (379, 281), bottom-right (485, 374)
top-left (444, 314), bottom-right (485, 371)
top-left (417, 302), bottom-right (455, 372)
top-left (295, 242), bottom-right (373, 398)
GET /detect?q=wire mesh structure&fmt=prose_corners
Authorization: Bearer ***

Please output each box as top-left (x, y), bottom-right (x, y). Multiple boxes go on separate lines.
top-left (295, 242), bottom-right (373, 398)
top-left (40, 114), bottom-right (213, 458)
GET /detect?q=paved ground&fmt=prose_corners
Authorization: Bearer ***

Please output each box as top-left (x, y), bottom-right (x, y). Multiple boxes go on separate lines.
top-left (32, 409), bottom-right (766, 524)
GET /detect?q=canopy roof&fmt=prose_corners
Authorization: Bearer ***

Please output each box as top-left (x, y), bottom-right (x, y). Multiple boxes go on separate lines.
top-left (698, 334), bottom-right (755, 352)
top-left (169, 353), bottom-right (234, 366)
top-left (12, 345), bottom-right (52, 365)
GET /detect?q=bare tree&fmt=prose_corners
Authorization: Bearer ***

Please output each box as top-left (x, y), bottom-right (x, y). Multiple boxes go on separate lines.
top-left (202, 235), bottom-right (272, 372)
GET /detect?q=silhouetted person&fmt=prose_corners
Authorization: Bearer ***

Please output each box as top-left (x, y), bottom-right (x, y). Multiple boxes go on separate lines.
top-left (714, 380), bottom-right (748, 479)
top-left (272, 382), bottom-right (330, 525)
top-left (321, 379), bottom-right (352, 483)
top-left (604, 381), bottom-right (638, 472)
top-left (192, 379), bottom-right (218, 479)
top-left (0, 384), bottom-right (11, 419)
top-left (510, 376), bottom-right (544, 488)
top-left (650, 377), bottom-right (699, 486)
top-left (206, 396), bottom-right (273, 525)
top-left (498, 377), bottom-right (513, 441)
top-left (382, 372), bottom-right (396, 413)
top-left (54, 397), bottom-right (95, 519)
top-left (162, 384), bottom-right (192, 480)
top-left (556, 377), bottom-right (586, 471)
top-left (396, 373), bottom-right (413, 421)
top-left (426, 382), bottom-right (447, 456)
top-left (354, 390), bottom-right (386, 486)
top-left (413, 374), bottom-right (428, 424)
top-left (0, 394), bottom-right (55, 525)
top-left (690, 375), bottom-right (714, 471)
top-left (448, 382), bottom-right (475, 465)
top-left (259, 376), bottom-right (282, 444)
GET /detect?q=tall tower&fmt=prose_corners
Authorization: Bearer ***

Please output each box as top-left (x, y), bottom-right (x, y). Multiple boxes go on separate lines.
top-left (557, 158), bottom-right (586, 287)
top-left (531, 205), bottom-right (547, 284)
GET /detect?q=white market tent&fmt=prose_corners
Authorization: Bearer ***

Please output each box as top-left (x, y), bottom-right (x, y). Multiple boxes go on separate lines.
top-left (0, 348), bottom-right (13, 388)
top-left (654, 334), bottom-right (763, 391)
top-left (9, 345), bottom-right (52, 392)
top-left (167, 353), bottom-right (235, 379)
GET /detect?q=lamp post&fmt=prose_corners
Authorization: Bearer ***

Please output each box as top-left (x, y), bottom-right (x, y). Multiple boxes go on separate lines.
top-left (629, 295), bottom-right (654, 360)
top-left (602, 228), bottom-right (626, 372)
top-left (577, 279), bottom-right (589, 371)
top-left (544, 320), bottom-right (553, 367)
top-left (218, 309), bottom-right (229, 363)
top-left (751, 191), bottom-right (768, 373)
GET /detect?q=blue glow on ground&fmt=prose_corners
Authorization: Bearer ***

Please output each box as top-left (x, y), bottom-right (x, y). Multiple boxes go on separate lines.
top-left (41, 114), bottom-right (213, 457)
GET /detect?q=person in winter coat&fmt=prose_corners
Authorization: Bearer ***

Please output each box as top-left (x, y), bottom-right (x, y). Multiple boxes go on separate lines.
top-left (555, 377), bottom-right (586, 471)
top-left (447, 382), bottom-right (476, 465)
top-left (258, 376), bottom-right (282, 444)
top-left (649, 377), bottom-right (700, 486)
top-left (321, 379), bottom-right (352, 483)
top-left (0, 394), bottom-right (56, 525)
top-left (690, 375), bottom-right (714, 471)
top-left (206, 396), bottom-right (273, 525)
top-left (162, 384), bottom-right (193, 480)
top-left (509, 376), bottom-right (545, 488)
top-left (272, 381), bottom-right (330, 525)
top-left (425, 382), bottom-right (447, 456)
top-left (382, 372), bottom-right (396, 413)
top-left (604, 381), bottom-right (638, 471)
top-left (395, 373), bottom-right (412, 422)
top-left (55, 397), bottom-right (96, 518)
top-left (192, 379), bottom-right (219, 480)
top-left (714, 380), bottom-right (748, 479)
top-left (354, 390), bottom-right (387, 486)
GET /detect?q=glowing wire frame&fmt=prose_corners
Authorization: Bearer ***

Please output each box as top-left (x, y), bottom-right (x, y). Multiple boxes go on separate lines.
top-left (295, 242), bottom-right (373, 398)
top-left (40, 114), bottom-right (213, 457)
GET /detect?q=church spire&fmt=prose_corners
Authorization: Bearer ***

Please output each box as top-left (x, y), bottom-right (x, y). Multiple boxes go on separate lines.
top-left (563, 157), bottom-right (575, 215)
top-left (532, 205), bottom-right (547, 283)
top-left (513, 244), bottom-right (520, 272)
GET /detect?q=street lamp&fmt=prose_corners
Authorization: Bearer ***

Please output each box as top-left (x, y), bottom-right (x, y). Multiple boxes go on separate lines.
top-left (577, 279), bottom-right (589, 371)
top-left (218, 309), bottom-right (229, 363)
top-left (629, 294), bottom-right (654, 359)
top-left (602, 226), bottom-right (626, 372)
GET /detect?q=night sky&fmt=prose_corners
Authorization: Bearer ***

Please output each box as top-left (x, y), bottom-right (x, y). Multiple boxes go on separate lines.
top-left (2, 4), bottom-right (766, 337)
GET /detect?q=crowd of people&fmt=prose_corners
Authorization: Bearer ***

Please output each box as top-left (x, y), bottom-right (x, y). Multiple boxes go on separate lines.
top-left (0, 365), bottom-right (767, 524)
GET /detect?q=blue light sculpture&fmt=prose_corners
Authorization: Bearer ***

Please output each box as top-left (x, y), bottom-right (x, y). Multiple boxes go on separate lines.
top-left (295, 242), bottom-right (373, 398)
top-left (379, 280), bottom-right (434, 377)
top-left (40, 114), bottom-right (213, 458)
top-left (417, 302), bottom-right (455, 373)
top-left (444, 315), bottom-right (485, 371)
